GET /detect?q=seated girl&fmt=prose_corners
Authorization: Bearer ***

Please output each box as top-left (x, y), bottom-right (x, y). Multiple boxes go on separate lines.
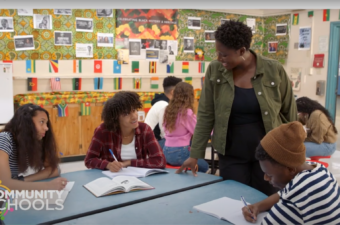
top-left (0, 104), bottom-right (67, 191)
top-left (84, 91), bottom-right (166, 172)
top-left (296, 97), bottom-right (337, 157)
top-left (242, 121), bottom-right (340, 224)
top-left (163, 82), bottom-right (209, 173)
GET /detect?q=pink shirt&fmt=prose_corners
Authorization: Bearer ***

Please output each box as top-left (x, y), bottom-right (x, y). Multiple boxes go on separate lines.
top-left (163, 109), bottom-right (196, 147)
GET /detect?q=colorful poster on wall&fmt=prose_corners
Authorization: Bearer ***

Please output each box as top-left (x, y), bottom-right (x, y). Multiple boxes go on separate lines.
top-left (116, 9), bottom-right (178, 40)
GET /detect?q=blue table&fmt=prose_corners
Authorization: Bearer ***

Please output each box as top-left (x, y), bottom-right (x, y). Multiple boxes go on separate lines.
top-left (4, 169), bottom-right (222, 225)
top-left (58, 180), bottom-right (267, 225)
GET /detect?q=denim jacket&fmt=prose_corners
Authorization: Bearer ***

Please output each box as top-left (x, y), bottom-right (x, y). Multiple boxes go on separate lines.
top-left (190, 50), bottom-right (298, 158)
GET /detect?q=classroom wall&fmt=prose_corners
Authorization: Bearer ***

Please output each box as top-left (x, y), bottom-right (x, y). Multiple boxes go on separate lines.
top-left (12, 60), bottom-right (208, 95)
top-left (284, 9), bottom-right (339, 106)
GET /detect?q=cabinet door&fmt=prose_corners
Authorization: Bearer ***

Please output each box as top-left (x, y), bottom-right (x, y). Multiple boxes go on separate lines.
top-left (80, 103), bottom-right (103, 155)
top-left (52, 104), bottom-right (81, 156)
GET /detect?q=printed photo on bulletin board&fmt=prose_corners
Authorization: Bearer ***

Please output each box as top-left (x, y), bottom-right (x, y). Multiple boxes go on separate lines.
top-left (289, 67), bottom-right (302, 91)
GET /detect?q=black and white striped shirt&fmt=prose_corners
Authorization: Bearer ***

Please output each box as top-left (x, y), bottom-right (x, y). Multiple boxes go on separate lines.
top-left (0, 132), bottom-right (19, 178)
top-left (263, 162), bottom-right (340, 225)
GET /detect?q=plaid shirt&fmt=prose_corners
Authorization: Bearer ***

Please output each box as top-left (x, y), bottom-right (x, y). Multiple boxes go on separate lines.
top-left (85, 122), bottom-right (166, 170)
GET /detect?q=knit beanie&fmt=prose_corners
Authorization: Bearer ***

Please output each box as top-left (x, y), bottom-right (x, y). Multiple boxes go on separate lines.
top-left (260, 121), bottom-right (306, 168)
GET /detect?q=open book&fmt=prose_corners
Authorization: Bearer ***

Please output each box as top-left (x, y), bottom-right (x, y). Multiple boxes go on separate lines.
top-left (17, 181), bottom-right (75, 205)
top-left (84, 176), bottom-right (154, 197)
top-left (193, 197), bottom-right (268, 225)
top-left (102, 167), bottom-right (168, 178)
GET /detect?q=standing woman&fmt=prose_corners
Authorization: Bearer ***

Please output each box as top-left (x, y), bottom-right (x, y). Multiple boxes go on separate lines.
top-left (177, 20), bottom-right (297, 195)
top-left (0, 104), bottom-right (67, 191)
top-left (296, 96), bottom-right (337, 157)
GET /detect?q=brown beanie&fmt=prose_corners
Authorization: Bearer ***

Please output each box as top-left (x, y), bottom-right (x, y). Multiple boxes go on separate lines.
top-left (260, 121), bottom-right (306, 168)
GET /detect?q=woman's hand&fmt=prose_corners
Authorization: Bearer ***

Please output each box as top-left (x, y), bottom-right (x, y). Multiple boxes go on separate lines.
top-left (176, 158), bottom-right (198, 176)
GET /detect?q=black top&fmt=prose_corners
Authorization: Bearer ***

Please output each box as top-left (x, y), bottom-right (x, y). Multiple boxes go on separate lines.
top-left (151, 93), bottom-right (169, 140)
top-left (228, 86), bottom-right (263, 125)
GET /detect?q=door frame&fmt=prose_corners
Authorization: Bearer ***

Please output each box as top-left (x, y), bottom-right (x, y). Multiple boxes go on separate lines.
top-left (325, 21), bottom-right (340, 121)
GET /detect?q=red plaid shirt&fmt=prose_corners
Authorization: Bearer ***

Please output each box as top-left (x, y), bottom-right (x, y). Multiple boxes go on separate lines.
top-left (84, 122), bottom-right (166, 170)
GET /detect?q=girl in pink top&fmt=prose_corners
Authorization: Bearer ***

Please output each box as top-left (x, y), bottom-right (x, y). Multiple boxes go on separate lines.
top-left (163, 82), bottom-right (209, 173)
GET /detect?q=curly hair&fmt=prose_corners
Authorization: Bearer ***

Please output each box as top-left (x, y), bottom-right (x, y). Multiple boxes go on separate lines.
top-left (255, 143), bottom-right (280, 166)
top-left (102, 91), bottom-right (142, 132)
top-left (215, 20), bottom-right (253, 50)
top-left (3, 104), bottom-right (59, 174)
top-left (296, 97), bottom-right (337, 134)
top-left (163, 82), bottom-right (194, 133)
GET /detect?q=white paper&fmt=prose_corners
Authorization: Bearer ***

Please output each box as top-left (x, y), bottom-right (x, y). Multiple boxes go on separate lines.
top-left (54, 9), bottom-right (72, 15)
top-left (246, 18), bottom-right (256, 34)
top-left (193, 197), bottom-right (267, 225)
top-left (76, 43), bottom-right (93, 58)
top-left (33, 14), bottom-right (52, 30)
top-left (138, 111), bottom-right (145, 121)
top-left (54, 31), bottom-right (72, 46)
top-left (318, 36), bottom-right (328, 52)
top-left (64, 181), bottom-right (75, 192)
top-left (17, 9), bottom-right (33, 16)
top-left (276, 23), bottom-right (287, 36)
top-left (205, 30), bottom-right (215, 43)
top-left (220, 19), bottom-right (230, 25)
top-left (167, 40), bottom-right (178, 56)
top-left (159, 50), bottom-right (169, 64)
top-left (183, 37), bottom-right (194, 53)
top-left (268, 41), bottom-right (278, 53)
top-left (0, 17), bottom-right (14, 32)
top-left (188, 16), bottom-right (201, 30)
top-left (76, 18), bottom-right (93, 32)
top-left (96, 9), bottom-right (113, 17)
top-left (97, 33), bottom-right (114, 47)
top-left (129, 39), bottom-right (142, 59)
top-left (290, 67), bottom-right (302, 91)
top-left (298, 27), bottom-right (312, 50)
top-left (14, 35), bottom-right (35, 51)
top-left (159, 40), bottom-right (168, 50)
top-left (146, 49), bottom-right (159, 61)
top-left (0, 62), bottom-right (14, 124)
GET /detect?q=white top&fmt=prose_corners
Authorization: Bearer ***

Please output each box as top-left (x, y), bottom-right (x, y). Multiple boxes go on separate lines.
top-left (120, 136), bottom-right (137, 161)
top-left (144, 100), bottom-right (168, 139)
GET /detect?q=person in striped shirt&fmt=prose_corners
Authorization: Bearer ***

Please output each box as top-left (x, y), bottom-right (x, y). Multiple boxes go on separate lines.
top-left (242, 121), bottom-right (340, 224)
top-left (0, 104), bottom-right (67, 191)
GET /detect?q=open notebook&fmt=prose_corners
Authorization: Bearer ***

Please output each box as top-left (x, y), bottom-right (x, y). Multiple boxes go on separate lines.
top-left (102, 167), bottom-right (168, 178)
top-left (84, 176), bottom-right (154, 197)
top-left (193, 197), bottom-right (268, 225)
top-left (16, 181), bottom-right (75, 205)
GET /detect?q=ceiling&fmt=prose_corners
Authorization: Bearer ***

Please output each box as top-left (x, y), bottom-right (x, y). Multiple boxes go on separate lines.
top-left (207, 9), bottom-right (305, 17)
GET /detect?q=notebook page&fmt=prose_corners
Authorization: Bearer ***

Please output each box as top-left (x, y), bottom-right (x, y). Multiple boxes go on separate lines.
top-left (112, 176), bottom-right (153, 192)
top-left (84, 177), bottom-right (121, 196)
top-left (193, 197), bottom-right (267, 225)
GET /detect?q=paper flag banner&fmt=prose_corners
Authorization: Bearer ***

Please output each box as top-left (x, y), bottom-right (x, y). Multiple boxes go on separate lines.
top-left (149, 61), bottom-right (157, 73)
top-left (132, 61), bottom-right (139, 73)
top-left (198, 62), bottom-right (205, 73)
top-left (94, 77), bottom-right (103, 90)
top-left (27, 77), bottom-right (37, 91)
top-left (73, 78), bottom-right (82, 90)
top-left (80, 102), bottom-right (91, 116)
top-left (49, 60), bottom-right (58, 73)
top-left (150, 77), bottom-right (159, 89)
top-left (50, 77), bottom-right (61, 91)
top-left (94, 60), bottom-right (102, 73)
top-left (26, 60), bottom-right (35, 73)
top-left (182, 62), bottom-right (189, 73)
top-left (57, 103), bottom-right (68, 117)
top-left (113, 60), bottom-right (121, 73)
top-left (167, 62), bottom-right (174, 73)
top-left (292, 14), bottom-right (299, 25)
top-left (184, 77), bottom-right (192, 85)
top-left (113, 77), bottom-right (122, 90)
top-left (133, 77), bottom-right (141, 89)
top-left (73, 60), bottom-right (82, 73)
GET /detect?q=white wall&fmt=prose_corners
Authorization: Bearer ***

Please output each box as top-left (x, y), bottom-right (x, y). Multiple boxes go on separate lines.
top-left (284, 9), bottom-right (339, 106)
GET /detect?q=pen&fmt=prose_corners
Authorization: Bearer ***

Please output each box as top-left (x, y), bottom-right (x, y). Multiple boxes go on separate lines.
top-left (109, 149), bottom-right (122, 171)
top-left (241, 196), bottom-right (255, 221)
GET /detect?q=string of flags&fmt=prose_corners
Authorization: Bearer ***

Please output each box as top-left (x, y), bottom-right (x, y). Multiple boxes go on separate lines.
top-left (293, 9), bottom-right (338, 25)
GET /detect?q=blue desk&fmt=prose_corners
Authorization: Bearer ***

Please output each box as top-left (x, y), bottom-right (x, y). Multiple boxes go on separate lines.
top-left (58, 180), bottom-right (267, 225)
top-left (4, 169), bottom-right (222, 225)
